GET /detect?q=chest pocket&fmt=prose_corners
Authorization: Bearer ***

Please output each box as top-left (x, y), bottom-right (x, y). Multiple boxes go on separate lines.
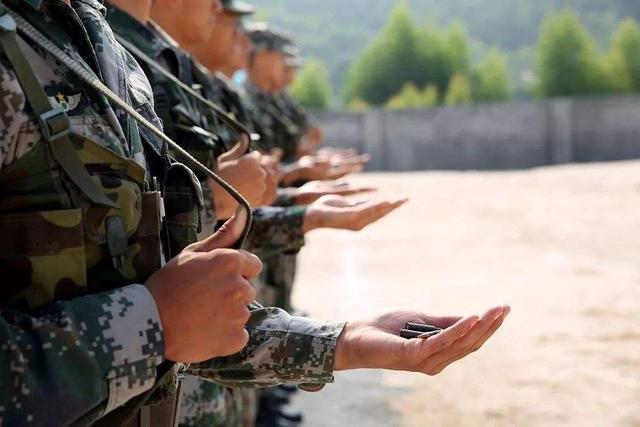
top-left (0, 134), bottom-right (162, 310)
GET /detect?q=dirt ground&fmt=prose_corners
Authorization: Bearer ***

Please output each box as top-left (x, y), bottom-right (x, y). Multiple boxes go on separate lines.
top-left (289, 161), bottom-right (640, 427)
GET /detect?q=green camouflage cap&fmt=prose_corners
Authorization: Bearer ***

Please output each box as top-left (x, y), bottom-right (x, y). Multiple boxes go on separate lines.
top-left (221, 0), bottom-right (255, 15)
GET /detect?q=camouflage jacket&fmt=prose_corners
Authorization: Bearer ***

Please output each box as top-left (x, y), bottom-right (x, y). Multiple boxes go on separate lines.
top-left (193, 67), bottom-right (308, 256)
top-left (244, 81), bottom-right (302, 162)
top-left (0, 1), bottom-right (343, 425)
top-left (107, 8), bottom-right (306, 254)
top-left (276, 92), bottom-right (310, 138)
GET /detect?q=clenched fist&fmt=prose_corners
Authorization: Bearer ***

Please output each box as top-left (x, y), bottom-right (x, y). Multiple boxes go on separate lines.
top-left (146, 208), bottom-right (262, 363)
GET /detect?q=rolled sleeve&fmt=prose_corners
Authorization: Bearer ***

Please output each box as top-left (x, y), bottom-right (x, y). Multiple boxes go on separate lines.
top-left (188, 307), bottom-right (345, 390)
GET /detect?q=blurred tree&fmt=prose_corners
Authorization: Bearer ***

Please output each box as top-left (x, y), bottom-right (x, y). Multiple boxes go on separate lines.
top-left (291, 60), bottom-right (332, 109)
top-left (609, 18), bottom-right (640, 92)
top-left (347, 98), bottom-right (370, 112)
top-left (472, 47), bottom-right (510, 102)
top-left (443, 21), bottom-right (470, 73)
top-left (536, 10), bottom-right (609, 97)
top-left (445, 73), bottom-right (472, 105)
top-left (386, 83), bottom-right (439, 109)
top-left (343, 0), bottom-right (422, 105)
top-left (415, 21), bottom-right (470, 97)
top-left (601, 49), bottom-right (632, 93)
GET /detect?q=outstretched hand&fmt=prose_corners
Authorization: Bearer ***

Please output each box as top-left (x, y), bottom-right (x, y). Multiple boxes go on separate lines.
top-left (294, 180), bottom-right (377, 205)
top-left (303, 195), bottom-right (408, 232)
top-left (334, 306), bottom-right (510, 375)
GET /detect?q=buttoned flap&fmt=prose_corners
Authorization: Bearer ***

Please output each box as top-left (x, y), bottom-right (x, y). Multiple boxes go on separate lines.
top-left (73, 136), bottom-right (145, 245)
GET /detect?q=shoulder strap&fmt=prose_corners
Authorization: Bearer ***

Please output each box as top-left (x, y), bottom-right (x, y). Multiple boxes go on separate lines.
top-left (0, 4), bottom-right (253, 248)
top-left (0, 4), bottom-right (117, 208)
top-left (113, 33), bottom-right (262, 148)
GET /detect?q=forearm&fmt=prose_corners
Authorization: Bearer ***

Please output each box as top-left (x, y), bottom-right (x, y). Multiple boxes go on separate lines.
top-left (280, 163), bottom-right (309, 187)
top-left (0, 285), bottom-right (164, 426)
top-left (188, 306), bottom-right (345, 391)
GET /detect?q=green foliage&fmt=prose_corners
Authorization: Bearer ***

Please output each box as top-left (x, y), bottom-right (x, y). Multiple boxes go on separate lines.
top-left (291, 61), bottom-right (332, 109)
top-left (414, 21), bottom-right (470, 96)
top-left (347, 98), bottom-right (370, 112)
top-left (609, 18), bottom-right (640, 92)
top-left (345, 3), bottom-right (472, 106)
top-left (386, 83), bottom-right (439, 110)
top-left (443, 22), bottom-right (470, 73)
top-left (343, 0), bottom-right (423, 105)
top-left (471, 47), bottom-right (510, 102)
top-left (536, 10), bottom-right (610, 97)
top-left (445, 73), bottom-right (473, 106)
top-left (251, 0), bottom-right (637, 100)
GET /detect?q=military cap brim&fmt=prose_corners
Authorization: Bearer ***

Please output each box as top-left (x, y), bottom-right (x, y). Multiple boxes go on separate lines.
top-left (222, 0), bottom-right (254, 16)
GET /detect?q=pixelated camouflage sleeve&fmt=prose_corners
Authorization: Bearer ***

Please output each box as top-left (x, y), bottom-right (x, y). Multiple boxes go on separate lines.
top-left (188, 307), bottom-right (345, 391)
top-left (245, 206), bottom-right (307, 259)
top-left (0, 285), bottom-right (165, 426)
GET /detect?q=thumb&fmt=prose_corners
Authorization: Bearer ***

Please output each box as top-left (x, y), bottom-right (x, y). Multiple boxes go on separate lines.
top-left (270, 148), bottom-right (284, 162)
top-left (219, 134), bottom-right (250, 163)
top-left (194, 206), bottom-right (248, 252)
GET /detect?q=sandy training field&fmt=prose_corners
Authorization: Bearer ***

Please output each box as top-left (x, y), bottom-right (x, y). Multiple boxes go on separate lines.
top-left (290, 161), bottom-right (640, 427)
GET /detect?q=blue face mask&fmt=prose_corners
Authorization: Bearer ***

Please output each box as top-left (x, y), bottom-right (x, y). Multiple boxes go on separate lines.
top-left (233, 69), bottom-right (248, 86)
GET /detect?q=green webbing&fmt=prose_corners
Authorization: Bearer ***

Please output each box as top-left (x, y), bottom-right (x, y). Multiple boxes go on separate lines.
top-left (2, 5), bottom-right (254, 249)
top-left (0, 5), bottom-right (118, 209)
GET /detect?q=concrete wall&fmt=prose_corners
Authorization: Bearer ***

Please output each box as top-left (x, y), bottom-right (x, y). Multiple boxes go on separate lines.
top-left (311, 95), bottom-right (640, 171)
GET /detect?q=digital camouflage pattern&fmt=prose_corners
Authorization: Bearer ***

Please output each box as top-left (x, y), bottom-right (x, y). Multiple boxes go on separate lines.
top-left (104, 7), bottom-right (326, 427)
top-left (190, 306), bottom-right (344, 391)
top-left (0, 2), bottom-right (345, 426)
top-left (0, 0), bottom-right (170, 424)
top-left (178, 376), bottom-right (243, 427)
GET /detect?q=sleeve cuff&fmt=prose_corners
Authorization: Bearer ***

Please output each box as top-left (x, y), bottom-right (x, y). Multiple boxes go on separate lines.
top-left (282, 316), bottom-right (346, 391)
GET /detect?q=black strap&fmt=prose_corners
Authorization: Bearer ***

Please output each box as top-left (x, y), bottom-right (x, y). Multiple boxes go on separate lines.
top-left (0, 5), bottom-right (117, 208)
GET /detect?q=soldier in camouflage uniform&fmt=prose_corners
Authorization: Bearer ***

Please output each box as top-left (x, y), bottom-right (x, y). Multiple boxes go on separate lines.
top-left (0, 1), bottom-right (511, 426)
top-left (104, 1), bottom-right (404, 426)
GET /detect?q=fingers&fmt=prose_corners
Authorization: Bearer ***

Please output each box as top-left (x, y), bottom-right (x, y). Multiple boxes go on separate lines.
top-left (411, 315), bottom-right (480, 354)
top-left (193, 206), bottom-right (248, 252)
top-left (333, 186), bottom-right (377, 197)
top-left (419, 306), bottom-right (509, 374)
top-left (237, 250), bottom-right (263, 280)
top-left (352, 198), bottom-right (408, 229)
top-left (270, 148), bottom-right (284, 161)
top-left (429, 307), bottom-right (510, 374)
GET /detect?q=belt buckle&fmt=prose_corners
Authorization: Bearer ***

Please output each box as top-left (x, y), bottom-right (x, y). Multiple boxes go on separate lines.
top-left (39, 108), bottom-right (70, 142)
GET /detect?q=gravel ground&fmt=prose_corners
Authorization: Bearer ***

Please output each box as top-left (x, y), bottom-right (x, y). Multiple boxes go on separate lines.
top-left (288, 161), bottom-right (640, 427)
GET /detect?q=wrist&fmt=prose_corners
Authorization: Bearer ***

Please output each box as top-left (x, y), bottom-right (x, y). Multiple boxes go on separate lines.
top-left (303, 206), bottom-right (324, 233)
top-left (334, 321), bottom-right (357, 371)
